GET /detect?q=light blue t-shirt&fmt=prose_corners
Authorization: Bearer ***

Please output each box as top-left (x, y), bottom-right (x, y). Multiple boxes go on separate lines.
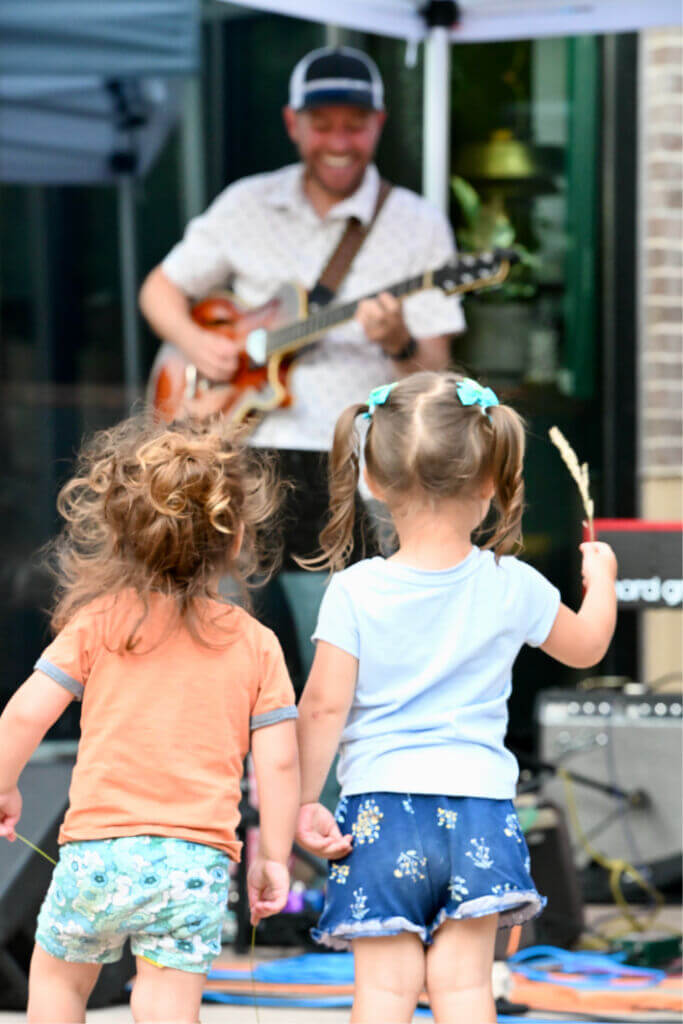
top-left (312, 547), bottom-right (561, 800)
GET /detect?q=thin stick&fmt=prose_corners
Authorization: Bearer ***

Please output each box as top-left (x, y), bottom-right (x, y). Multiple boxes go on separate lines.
top-left (14, 831), bottom-right (57, 865)
top-left (548, 427), bottom-right (595, 541)
top-left (250, 924), bottom-right (260, 1024)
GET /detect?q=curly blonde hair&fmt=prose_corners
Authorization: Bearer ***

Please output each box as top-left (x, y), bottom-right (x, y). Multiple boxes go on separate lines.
top-left (48, 414), bottom-right (284, 647)
top-left (304, 370), bottom-right (526, 573)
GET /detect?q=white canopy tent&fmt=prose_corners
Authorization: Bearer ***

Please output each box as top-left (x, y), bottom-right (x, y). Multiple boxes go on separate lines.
top-left (3, 0), bottom-right (680, 405)
top-left (217, 0), bottom-right (682, 211)
top-left (218, 0), bottom-right (682, 43)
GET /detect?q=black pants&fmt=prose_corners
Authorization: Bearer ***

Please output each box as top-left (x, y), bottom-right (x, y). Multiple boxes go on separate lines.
top-left (254, 448), bottom-right (378, 695)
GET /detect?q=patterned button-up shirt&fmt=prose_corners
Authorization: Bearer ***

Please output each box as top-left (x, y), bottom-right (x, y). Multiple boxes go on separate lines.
top-left (162, 163), bottom-right (465, 451)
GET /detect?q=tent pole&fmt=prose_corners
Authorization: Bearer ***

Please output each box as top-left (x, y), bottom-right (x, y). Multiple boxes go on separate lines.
top-left (117, 175), bottom-right (141, 409)
top-left (180, 75), bottom-right (207, 223)
top-left (325, 24), bottom-right (343, 46)
top-left (422, 25), bottom-right (451, 214)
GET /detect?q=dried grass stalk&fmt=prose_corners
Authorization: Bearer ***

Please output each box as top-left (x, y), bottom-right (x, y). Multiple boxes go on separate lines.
top-left (548, 426), bottom-right (595, 540)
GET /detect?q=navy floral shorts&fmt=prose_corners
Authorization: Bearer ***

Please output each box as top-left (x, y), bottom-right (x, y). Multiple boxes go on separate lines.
top-left (313, 793), bottom-right (545, 949)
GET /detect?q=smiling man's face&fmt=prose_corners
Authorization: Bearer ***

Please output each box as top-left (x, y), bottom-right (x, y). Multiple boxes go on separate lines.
top-left (283, 104), bottom-right (386, 202)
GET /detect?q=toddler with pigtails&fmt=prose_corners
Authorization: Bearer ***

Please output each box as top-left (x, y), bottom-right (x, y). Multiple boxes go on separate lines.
top-left (0, 415), bottom-right (299, 1023)
top-left (295, 371), bottom-right (617, 1024)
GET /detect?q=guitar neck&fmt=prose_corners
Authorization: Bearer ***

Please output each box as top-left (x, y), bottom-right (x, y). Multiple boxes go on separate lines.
top-left (264, 269), bottom-right (434, 358)
top-left (259, 251), bottom-right (513, 361)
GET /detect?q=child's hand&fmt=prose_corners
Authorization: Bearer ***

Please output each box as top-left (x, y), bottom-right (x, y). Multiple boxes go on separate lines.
top-left (296, 802), bottom-right (353, 860)
top-left (247, 857), bottom-right (290, 925)
top-left (0, 786), bottom-right (22, 841)
top-left (580, 542), bottom-right (618, 589)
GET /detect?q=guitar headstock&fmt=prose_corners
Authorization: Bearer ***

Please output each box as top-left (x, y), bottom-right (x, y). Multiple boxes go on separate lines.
top-left (432, 248), bottom-right (520, 296)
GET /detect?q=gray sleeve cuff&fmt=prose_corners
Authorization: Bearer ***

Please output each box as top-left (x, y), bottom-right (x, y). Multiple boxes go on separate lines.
top-left (250, 705), bottom-right (298, 731)
top-left (34, 658), bottom-right (84, 701)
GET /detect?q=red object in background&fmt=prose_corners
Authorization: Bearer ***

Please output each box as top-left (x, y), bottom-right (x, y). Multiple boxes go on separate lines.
top-left (586, 519), bottom-right (683, 610)
top-left (586, 519), bottom-right (683, 536)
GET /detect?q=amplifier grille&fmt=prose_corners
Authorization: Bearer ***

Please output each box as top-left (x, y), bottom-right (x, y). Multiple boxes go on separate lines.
top-left (536, 690), bottom-right (682, 865)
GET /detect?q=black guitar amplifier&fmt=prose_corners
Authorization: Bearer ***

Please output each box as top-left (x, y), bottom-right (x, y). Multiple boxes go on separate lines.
top-left (536, 688), bottom-right (682, 866)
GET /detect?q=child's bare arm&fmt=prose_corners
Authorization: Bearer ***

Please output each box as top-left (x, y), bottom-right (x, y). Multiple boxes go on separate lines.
top-left (294, 642), bottom-right (356, 860)
top-left (248, 719), bottom-right (299, 923)
top-left (297, 641), bottom-right (357, 805)
top-left (541, 542), bottom-right (618, 669)
top-left (0, 671), bottom-right (75, 838)
top-left (251, 719), bottom-right (299, 864)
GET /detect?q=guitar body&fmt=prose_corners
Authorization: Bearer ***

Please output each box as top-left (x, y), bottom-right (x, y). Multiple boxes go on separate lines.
top-left (148, 282), bottom-right (306, 424)
top-left (146, 249), bottom-right (516, 426)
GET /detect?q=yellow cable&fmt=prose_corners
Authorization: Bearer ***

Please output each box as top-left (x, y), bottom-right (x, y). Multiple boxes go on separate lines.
top-left (558, 769), bottom-right (667, 937)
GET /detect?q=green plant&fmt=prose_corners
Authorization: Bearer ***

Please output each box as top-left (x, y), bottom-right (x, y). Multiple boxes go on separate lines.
top-left (451, 175), bottom-right (538, 301)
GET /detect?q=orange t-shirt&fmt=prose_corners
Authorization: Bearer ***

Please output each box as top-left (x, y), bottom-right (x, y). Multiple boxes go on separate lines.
top-left (34, 590), bottom-right (297, 860)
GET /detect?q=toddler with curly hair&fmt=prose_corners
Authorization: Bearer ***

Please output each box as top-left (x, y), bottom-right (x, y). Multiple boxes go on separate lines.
top-left (0, 415), bottom-right (299, 1023)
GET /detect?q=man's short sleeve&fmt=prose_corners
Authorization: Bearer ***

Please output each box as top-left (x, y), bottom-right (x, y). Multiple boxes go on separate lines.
top-left (161, 186), bottom-right (239, 300)
top-left (403, 212), bottom-right (466, 339)
top-left (34, 607), bottom-right (99, 701)
top-left (515, 560), bottom-right (561, 647)
top-left (250, 628), bottom-right (298, 731)
top-left (311, 574), bottom-right (360, 659)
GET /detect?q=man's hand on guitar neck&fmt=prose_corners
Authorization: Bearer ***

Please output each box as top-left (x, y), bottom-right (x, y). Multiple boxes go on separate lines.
top-left (140, 266), bottom-right (240, 383)
top-left (356, 291), bottom-right (451, 372)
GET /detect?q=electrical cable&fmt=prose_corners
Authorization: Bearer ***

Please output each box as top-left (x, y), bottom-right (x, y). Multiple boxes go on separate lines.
top-left (558, 769), bottom-right (675, 941)
top-left (581, 803), bottom-right (633, 846)
top-left (603, 712), bottom-right (647, 871)
top-left (508, 945), bottom-right (666, 989)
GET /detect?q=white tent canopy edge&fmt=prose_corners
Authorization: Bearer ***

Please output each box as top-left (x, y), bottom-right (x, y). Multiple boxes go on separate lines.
top-left (218, 0), bottom-right (681, 210)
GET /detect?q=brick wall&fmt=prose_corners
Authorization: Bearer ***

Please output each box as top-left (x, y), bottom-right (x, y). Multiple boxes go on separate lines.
top-left (639, 29), bottom-right (683, 480)
top-left (638, 28), bottom-right (682, 685)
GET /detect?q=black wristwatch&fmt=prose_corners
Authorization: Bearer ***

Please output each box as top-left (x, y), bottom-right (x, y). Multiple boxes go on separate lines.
top-left (392, 335), bottom-right (419, 362)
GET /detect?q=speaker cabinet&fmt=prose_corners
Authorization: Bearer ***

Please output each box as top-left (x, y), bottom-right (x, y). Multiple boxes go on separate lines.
top-left (0, 751), bottom-right (133, 1010)
top-left (536, 689), bottom-right (683, 867)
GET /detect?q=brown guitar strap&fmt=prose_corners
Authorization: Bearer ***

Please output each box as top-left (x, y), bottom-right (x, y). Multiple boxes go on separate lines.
top-left (308, 178), bottom-right (392, 309)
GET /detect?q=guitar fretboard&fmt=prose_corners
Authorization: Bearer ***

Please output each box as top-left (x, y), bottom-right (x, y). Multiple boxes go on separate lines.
top-left (254, 250), bottom-right (514, 361)
top-left (264, 271), bottom-right (430, 354)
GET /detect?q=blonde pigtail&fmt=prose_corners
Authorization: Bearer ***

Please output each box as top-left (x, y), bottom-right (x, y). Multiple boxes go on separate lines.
top-left (298, 402), bottom-right (368, 573)
top-left (484, 404), bottom-right (526, 558)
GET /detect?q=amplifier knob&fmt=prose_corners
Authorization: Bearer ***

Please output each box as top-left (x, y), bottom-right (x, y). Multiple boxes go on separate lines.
top-left (568, 701), bottom-right (580, 714)
top-left (671, 702), bottom-right (682, 716)
top-left (583, 701), bottom-right (596, 714)
top-left (654, 702), bottom-right (667, 716)
top-left (598, 702), bottom-right (611, 715)
top-left (639, 703), bottom-right (652, 716)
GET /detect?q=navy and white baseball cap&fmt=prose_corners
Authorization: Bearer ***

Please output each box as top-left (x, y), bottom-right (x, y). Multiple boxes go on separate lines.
top-left (288, 46), bottom-right (384, 112)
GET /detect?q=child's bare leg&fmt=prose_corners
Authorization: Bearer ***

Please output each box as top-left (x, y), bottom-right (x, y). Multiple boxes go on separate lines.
top-left (351, 932), bottom-right (424, 1023)
top-left (27, 944), bottom-right (101, 1023)
top-left (130, 957), bottom-right (206, 1024)
top-left (425, 913), bottom-right (498, 1024)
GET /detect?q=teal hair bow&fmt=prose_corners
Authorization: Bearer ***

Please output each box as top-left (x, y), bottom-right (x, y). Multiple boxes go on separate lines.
top-left (363, 382), bottom-right (397, 419)
top-left (455, 378), bottom-right (499, 416)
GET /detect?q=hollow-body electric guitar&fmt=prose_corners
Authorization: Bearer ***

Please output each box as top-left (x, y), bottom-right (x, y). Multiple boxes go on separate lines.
top-left (148, 248), bottom-right (517, 425)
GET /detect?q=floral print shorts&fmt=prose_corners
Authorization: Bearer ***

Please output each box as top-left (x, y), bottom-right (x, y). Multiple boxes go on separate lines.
top-left (313, 793), bottom-right (545, 950)
top-left (36, 835), bottom-right (231, 973)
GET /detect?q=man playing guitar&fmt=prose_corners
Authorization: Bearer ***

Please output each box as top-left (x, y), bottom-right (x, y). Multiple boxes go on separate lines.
top-left (139, 46), bottom-right (465, 687)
